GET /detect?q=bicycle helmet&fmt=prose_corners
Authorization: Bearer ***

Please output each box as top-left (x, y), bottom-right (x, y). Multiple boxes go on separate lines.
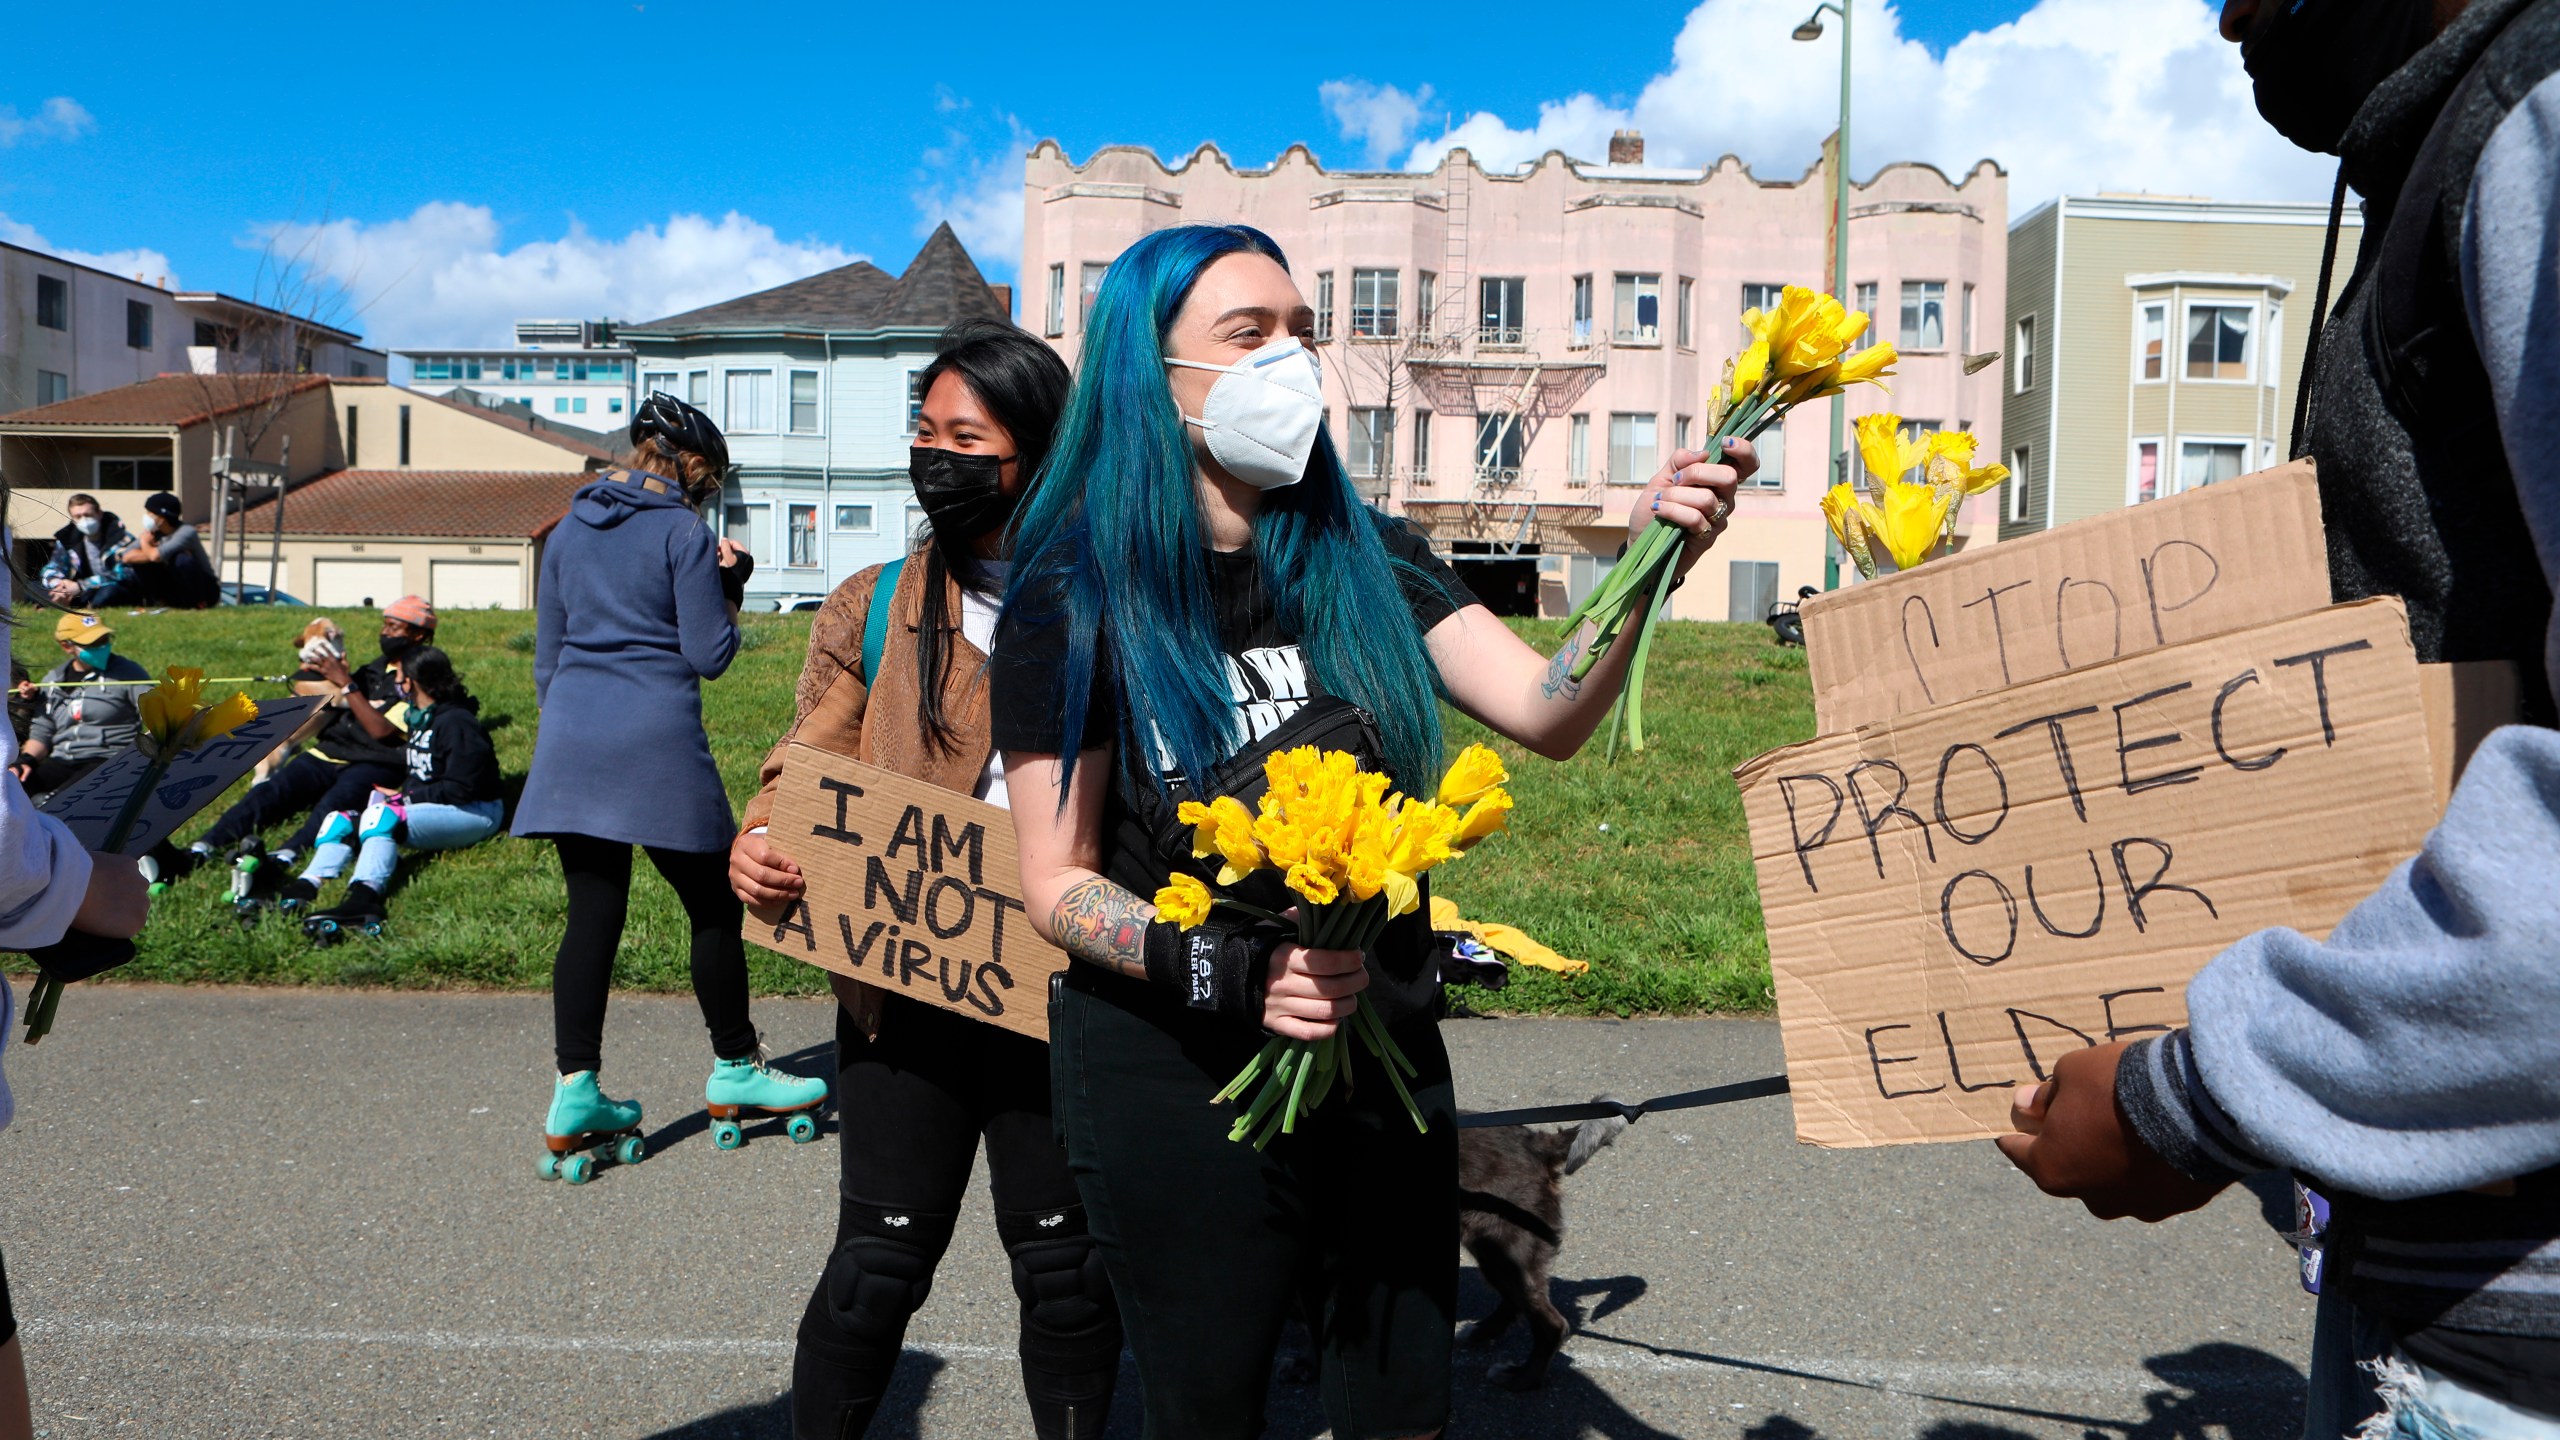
top-left (630, 391), bottom-right (731, 477)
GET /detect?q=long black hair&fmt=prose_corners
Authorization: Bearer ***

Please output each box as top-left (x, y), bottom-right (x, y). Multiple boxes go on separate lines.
top-left (910, 318), bottom-right (1071, 754)
top-left (400, 645), bottom-right (476, 712)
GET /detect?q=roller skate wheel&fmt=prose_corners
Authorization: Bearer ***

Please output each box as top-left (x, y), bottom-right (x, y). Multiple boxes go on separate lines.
top-left (711, 1119), bottom-right (745, 1151)
top-left (537, 1153), bottom-right (561, 1181)
top-left (614, 1134), bottom-right (647, 1166)
top-left (786, 1113), bottom-right (819, 1144)
top-left (147, 881), bottom-right (169, 897)
top-left (561, 1153), bottom-right (596, 1185)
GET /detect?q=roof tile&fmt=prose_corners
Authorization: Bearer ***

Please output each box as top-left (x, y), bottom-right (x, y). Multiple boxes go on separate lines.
top-left (0, 373), bottom-right (331, 428)
top-left (236, 470), bottom-right (587, 541)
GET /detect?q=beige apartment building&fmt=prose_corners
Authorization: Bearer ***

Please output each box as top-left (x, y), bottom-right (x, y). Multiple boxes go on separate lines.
top-left (2001, 195), bottom-right (2362, 537)
top-left (1021, 134), bottom-right (2007, 620)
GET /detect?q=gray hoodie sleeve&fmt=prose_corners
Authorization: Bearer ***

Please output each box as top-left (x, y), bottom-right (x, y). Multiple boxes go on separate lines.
top-left (2115, 71), bottom-right (2560, 1200)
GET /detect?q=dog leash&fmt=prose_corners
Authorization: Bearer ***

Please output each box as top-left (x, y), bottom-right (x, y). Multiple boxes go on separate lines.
top-left (1455, 1073), bottom-right (1790, 1129)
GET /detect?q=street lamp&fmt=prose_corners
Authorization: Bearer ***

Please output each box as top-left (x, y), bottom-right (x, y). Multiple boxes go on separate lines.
top-left (1796, 0), bottom-right (1850, 587)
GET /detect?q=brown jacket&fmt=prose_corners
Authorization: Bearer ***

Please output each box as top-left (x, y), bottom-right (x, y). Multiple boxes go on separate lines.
top-left (742, 552), bottom-right (997, 1035)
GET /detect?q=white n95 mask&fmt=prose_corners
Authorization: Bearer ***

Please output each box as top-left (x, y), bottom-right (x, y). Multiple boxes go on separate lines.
top-left (1166, 336), bottom-right (1325, 490)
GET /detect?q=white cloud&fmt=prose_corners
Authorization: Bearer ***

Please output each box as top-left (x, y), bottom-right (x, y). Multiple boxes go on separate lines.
top-left (0, 97), bottom-right (95, 147)
top-left (1387, 0), bottom-right (2331, 209)
top-left (1320, 80), bottom-right (1439, 169)
top-left (259, 203), bottom-right (863, 350)
top-left (912, 103), bottom-right (1033, 288)
top-left (0, 213), bottom-right (176, 287)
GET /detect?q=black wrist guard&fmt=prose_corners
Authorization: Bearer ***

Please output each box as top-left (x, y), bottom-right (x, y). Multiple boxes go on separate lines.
top-left (719, 549), bottom-right (755, 607)
top-left (1142, 915), bottom-right (1281, 1026)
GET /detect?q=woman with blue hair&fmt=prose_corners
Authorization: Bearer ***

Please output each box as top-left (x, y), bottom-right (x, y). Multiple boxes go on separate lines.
top-left (992, 224), bottom-right (1744, 1437)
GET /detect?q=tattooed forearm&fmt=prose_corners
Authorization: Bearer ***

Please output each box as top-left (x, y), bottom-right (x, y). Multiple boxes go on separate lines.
top-left (1540, 621), bottom-right (1597, 701)
top-left (1052, 876), bottom-right (1153, 979)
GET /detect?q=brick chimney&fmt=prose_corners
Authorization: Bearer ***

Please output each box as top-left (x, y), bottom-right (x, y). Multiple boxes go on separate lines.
top-left (1608, 130), bottom-right (1645, 165)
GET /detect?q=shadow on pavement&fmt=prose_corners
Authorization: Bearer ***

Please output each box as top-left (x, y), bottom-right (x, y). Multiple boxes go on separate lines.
top-left (1726, 1340), bottom-right (2307, 1439)
top-left (640, 1040), bottom-right (839, 1156)
top-left (638, 1350), bottom-right (951, 1440)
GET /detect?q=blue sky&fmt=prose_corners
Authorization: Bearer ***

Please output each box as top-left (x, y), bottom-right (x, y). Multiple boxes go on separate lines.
top-left (3, 0), bottom-right (2317, 351)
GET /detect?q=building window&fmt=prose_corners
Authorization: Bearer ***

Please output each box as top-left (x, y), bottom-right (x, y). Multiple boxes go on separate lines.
top-left (95, 457), bottom-right (173, 490)
top-left (1079, 262), bottom-right (1108, 332)
top-left (36, 275), bottom-right (66, 331)
top-left (2007, 445), bottom-right (2031, 523)
top-left (644, 369), bottom-right (677, 398)
top-left (296, 345), bottom-right (314, 374)
top-left (1677, 277), bottom-right (1695, 349)
top-left (834, 502), bottom-right (876, 533)
top-left (126, 300), bottom-right (153, 350)
top-left (1416, 271), bottom-right (1437, 337)
top-left (2179, 439), bottom-right (2249, 489)
top-left (1900, 281), bottom-right (1947, 350)
top-left (1350, 269), bottom-right (1398, 338)
top-left (1851, 282), bottom-right (1878, 348)
top-left (2013, 316), bottom-right (2037, 394)
top-left (608, 396), bottom-right (622, 413)
top-left (554, 397), bottom-right (570, 414)
top-left (346, 405), bottom-right (360, 466)
top-left (726, 369), bottom-right (776, 432)
top-left (36, 370), bottom-right (68, 405)
top-left (906, 371), bottom-right (925, 435)
top-left (724, 502), bottom-right (768, 559)
top-left (1046, 263), bottom-right (1066, 338)
top-left (1961, 283), bottom-right (1976, 353)
top-left (1746, 419), bottom-right (1786, 489)
top-left (1480, 277), bottom-right (1525, 346)
top-left (1614, 274), bottom-right (1661, 344)
top-left (2131, 438), bottom-right (2163, 504)
top-left (686, 371), bottom-right (710, 407)
top-left (1475, 415), bottom-right (1524, 476)
top-left (1741, 282), bottom-right (1784, 340)
top-left (789, 370), bottom-right (820, 433)
top-left (399, 404), bottom-right (412, 466)
top-left (2185, 303), bottom-right (2254, 381)
top-left (2137, 302), bottom-right (2166, 382)
top-left (1571, 275), bottom-right (1594, 347)
top-left (1728, 560), bottom-right (1781, 623)
top-left (1608, 413), bottom-right (1658, 484)
top-left (905, 500), bottom-right (929, 541)
top-left (572, 396), bottom-right (588, 414)
top-left (1412, 409), bottom-right (1432, 480)
top-left (195, 320), bottom-right (236, 351)
top-left (1674, 415), bottom-right (1692, 452)
top-left (351, 360), bottom-right (369, 378)
top-left (1313, 271), bottom-right (1335, 342)
top-left (787, 504), bottom-right (819, 567)
top-left (1568, 552), bottom-right (1617, 609)
top-left (1346, 407), bottom-right (1393, 478)
top-left (1567, 413), bottom-right (1590, 481)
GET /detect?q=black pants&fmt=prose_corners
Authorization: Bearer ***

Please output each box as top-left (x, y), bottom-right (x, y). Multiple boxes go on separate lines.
top-left (547, 833), bottom-right (757, 1074)
top-left (1054, 969), bottom-right (1457, 1440)
top-left (196, 752), bottom-right (404, 854)
top-left (794, 993), bottom-right (1122, 1440)
top-left (19, 753), bottom-right (97, 804)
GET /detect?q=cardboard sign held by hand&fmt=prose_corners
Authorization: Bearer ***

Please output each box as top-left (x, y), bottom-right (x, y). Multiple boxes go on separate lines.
top-left (39, 695), bottom-right (326, 855)
top-left (746, 744), bottom-right (1069, 1041)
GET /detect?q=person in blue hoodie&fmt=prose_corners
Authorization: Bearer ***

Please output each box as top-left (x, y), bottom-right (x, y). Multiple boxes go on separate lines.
top-left (513, 393), bottom-right (827, 1163)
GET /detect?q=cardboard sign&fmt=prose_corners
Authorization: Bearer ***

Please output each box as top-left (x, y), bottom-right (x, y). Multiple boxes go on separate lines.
top-left (39, 695), bottom-right (327, 855)
top-left (746, 744), bottom-right (1068, 1041)
top-left (1736, 598), bottom-right (2434, 1148)
top-left (1802, 461), bottom-right (2333, 732)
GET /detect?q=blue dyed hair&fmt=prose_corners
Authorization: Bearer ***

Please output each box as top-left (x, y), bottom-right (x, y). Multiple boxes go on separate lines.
top-left (1002, 224), bottom-right (1450, 801)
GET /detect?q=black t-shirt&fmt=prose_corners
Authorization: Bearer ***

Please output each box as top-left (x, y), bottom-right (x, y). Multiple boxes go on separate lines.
top-left (990, 517), bottom-right (1470, 1017)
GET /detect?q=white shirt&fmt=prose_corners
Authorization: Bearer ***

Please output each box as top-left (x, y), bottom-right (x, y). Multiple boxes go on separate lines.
top-left (960, 563), bottom-right (1010, 808)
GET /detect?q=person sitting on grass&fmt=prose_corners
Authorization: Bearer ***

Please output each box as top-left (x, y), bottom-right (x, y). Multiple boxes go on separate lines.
top-left (120, 492), bottom-right (219, 609)
top-left (38, 495), bottom-right (139, 608)
top-left (282, 646), bottom-right (502, 931)
top-left (12, 612), bottom-right (149, 802)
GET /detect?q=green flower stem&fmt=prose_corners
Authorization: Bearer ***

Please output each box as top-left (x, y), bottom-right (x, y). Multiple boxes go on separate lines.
top-left (1623, 542), bottom-right (1687, 752)
top-left (1229, 1046), bottom-right (1301, 1142)
top-left (1281, 1033), bottom-right (1317, 1135)
top-left (1214, 1037), bottom-right (1286, 1105)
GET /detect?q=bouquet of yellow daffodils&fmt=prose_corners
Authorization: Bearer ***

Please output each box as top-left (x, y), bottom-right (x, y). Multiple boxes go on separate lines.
top-left (1562, 286), bottom-right (1898, 753)
top-left (1155, 743), bottom-right (1515, 1149)
top-left (22, 667), bottom-right (257, 1045)
top-left (1821, 412), bottom-right (2010, 579)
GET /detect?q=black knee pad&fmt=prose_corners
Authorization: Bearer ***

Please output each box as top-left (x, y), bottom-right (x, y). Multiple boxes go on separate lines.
top-left (813, 1202), bottom-right (956, 1348)
top-left (995, 1203), bottom-right (1121, 1366)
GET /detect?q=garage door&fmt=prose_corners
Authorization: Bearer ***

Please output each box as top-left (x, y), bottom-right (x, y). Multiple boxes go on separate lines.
top-left (312, 558), bottom-right (407, 608)
top-left (430, 559), bottom-right (524, 611)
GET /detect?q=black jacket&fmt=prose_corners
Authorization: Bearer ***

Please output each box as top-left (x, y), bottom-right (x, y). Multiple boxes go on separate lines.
top-left (401, 705), bottom-right (500, 806)
top-left (312, 661), bottom-right (415, 769)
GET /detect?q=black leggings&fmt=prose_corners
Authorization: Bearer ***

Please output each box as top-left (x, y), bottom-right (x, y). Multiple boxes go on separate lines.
top-left (548, 833), bottom-right (757, 1075)
top-left (794, 993), bottom-right (1121, 1440)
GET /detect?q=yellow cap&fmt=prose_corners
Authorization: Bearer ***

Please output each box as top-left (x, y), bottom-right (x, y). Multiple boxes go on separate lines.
top-left (54, 611), bottom-right (112, 644)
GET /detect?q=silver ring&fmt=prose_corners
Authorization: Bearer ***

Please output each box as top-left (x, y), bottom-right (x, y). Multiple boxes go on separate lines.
top-left (1711, 499), bottom-right (1732, 524)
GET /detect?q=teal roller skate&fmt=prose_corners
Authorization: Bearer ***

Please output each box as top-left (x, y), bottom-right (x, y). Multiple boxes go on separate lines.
top-left (704, 1048), bottom-right (829, 1150)
top-left (302, 881), bottom-right (386, 947)
top-left (540, 1071), bottom-right (646, 1184)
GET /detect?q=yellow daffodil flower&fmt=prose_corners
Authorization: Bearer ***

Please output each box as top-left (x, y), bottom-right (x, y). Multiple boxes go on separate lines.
top-left (138, 667), bottom-right (258, 757)
top-left (1285, 861), bottom-right (1340, 907)
top-left (1454, 789), bottom-right (1513, 849)
top-left (1437, 744), bottom-right (1509, 808)
top-left (1877, 480), bottom-right (1956, 571)
top-left (1854, 412), bottom-right (1926, 489)
top-left (1789, 342), bottom-right (1900, 402)
top-left (1253, 814), bottom-right (1310, 870)
top-left (1821, 482), bottom-right (1882, 580)
top-left (1378, 865), bottom-right (1421, 918)
top-left (1920, 430), bottom-right (2009, 497)
top-left (1729, 340), bottom-right (1771, 403)
top-left (1153, 873), bottom-right (1214, 929)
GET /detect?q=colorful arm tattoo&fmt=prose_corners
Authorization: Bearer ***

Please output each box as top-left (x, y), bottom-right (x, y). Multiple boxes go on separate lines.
top-left (1052, 876), bottom-right (1153, 979)
top-left (1540, 620), bottom-right (1596, 702)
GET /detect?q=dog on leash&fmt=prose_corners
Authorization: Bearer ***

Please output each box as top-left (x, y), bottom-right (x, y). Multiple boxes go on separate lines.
top-left (1457, 1103), bottom-right (1629, 1389)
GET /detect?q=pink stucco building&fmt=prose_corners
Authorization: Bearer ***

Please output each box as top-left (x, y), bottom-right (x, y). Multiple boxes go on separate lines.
top-left (1020, 133), bottom-right (2007, 620)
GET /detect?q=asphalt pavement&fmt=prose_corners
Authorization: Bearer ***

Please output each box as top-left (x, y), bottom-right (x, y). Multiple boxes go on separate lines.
top-left (0, 985), bottom-right (2316, 1438)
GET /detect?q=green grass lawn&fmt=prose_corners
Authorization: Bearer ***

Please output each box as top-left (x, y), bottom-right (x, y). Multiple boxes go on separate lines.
top-left (11, 607), bottom-right (1814, 1015)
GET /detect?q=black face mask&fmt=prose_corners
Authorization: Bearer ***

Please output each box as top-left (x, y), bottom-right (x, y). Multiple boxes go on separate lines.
top-left (2243, 0), bottom-right (2436, 154)
top-left (909, 447), bottom-right (1019, 540)
top-left (379, 633), bottom-right (418, 664)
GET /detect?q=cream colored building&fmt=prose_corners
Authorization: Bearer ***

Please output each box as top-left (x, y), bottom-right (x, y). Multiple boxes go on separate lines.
top-left (1021, 133), bottom-right (2008, 620)
top-left (2001, 195), bottom-right (2362, 537)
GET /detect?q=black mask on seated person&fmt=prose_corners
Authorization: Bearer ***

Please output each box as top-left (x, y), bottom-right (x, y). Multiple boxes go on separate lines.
top-left (2243, 0), bottom-right (2437, 154)
top-left (909, 447), bottom-right (1019, 540)
top-left (379, 634), bottom-right (417, 664)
